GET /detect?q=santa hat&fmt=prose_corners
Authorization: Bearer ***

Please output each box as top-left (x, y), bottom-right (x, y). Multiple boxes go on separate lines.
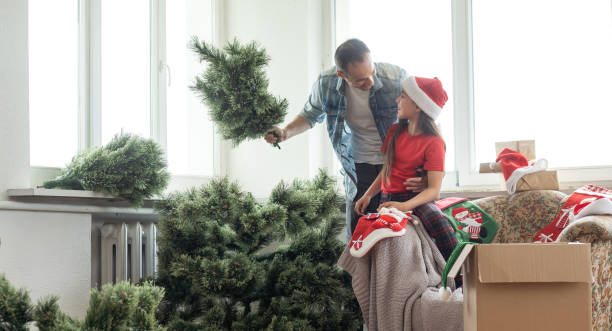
top-left (349, 207), bottom-right (416, 258)
top-left (495, 148), bottom-right (529, 180)
top-left (495, 148), bottom-right (548, 194)
top-left (401, 76), bottom-right (448, 121)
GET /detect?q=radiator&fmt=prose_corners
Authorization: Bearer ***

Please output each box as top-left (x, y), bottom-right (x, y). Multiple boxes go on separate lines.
top-left (99, 222), bottom-right (157, 284)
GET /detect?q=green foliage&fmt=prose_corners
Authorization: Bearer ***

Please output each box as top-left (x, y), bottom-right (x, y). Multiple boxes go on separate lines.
top-left (43, 133), bottom-right (169, 207)
top-left (190, 37), bottom-right (288, 146)
top-left (0, 275), bottom-right (33, 331)
top-left (32, 296), bottom-right (79, 331)
top-left (269, 171), bottom-right (344, 237)
top-left (0, 275), bottom-right (165, 331)
top-left (83, 281), bottom-right (165, 331)
top-left (154, 169), bottom-right (362, 330)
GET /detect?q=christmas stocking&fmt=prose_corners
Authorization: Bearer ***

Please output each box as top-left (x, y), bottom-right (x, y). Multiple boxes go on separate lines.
top-left (435, 198), bottom-right (499, 244)
top-left (349, 207), bottom-right (415, 258)
top-left (435, 198), bottom-right (499, 299)
top-left (533, 184), bottom-right (612, 243)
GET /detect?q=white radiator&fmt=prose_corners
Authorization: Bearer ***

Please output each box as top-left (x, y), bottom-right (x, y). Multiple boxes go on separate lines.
top-left (99, 222), bottom-right (157, 285)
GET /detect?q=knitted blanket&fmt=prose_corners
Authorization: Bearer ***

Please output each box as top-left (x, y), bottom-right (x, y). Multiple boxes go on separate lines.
top-left (337, 219), bottom-right (463, 331)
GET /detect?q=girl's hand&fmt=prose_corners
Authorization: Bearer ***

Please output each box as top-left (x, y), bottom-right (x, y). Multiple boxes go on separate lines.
top-left (354, 195), bottom-right (372, 215)
top-left (378, 201), bottom-right (410, 212)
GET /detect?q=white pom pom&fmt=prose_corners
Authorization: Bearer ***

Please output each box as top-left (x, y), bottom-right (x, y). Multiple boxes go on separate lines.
top-left (438, 286), bottom-right (452, 301)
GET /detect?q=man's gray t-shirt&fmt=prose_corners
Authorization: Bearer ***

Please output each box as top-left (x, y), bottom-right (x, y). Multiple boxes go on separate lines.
top-left (345, 85), bottom-right (385, 165)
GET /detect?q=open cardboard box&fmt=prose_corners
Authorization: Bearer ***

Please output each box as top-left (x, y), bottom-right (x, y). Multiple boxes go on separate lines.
top-left (450, 243), bottom-right (592, 331)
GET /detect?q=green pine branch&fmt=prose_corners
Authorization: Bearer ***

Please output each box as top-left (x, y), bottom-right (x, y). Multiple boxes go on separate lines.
top-left (154, 169), bottom-right (362, 329)
top-left (190, 37), bottom-right (288, 146)
top-left (1, 275), bottom-right (165, 331)
top-left (43, 133), bottom-right (169, 207)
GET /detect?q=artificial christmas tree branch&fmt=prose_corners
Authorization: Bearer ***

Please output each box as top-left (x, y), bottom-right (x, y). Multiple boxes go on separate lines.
top-left (43, 134), bottom-right (169, 207)
top-left (190, 37), bottom-right (288, 148)
top-left (154, 169), bottom-right (362, 330)
top-left (0, 276), bottom-right (164, 331)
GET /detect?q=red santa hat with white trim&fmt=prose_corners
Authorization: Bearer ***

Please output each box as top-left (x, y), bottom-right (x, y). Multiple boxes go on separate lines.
top-left (401, 76), bottom-right (448, 120)
top-left (495, 148), bottom-right (548, 194)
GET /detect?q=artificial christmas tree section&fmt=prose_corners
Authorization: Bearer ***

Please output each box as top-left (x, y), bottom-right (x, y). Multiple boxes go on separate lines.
top-left (460, 243), bottom-right (592, 331)
top-left (190, 37), bottom-right (288, 147)
top-left (0, 275), bottom-right (165, 331)
top-left (42, 133), bottom-right (169, 207)
top-left (154, 170), bottom-right (362, 330)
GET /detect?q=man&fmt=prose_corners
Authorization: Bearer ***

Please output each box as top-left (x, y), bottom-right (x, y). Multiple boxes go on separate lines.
top-left (265, 39), bottom-right (423, 240)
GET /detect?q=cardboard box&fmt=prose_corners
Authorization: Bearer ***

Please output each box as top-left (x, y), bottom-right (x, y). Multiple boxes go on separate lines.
top-left (478, 162), bottom-right (502, 174)
top-left (456, 243), bottom-right (592, 331)
top-left (515, 170), bottom-right (559, 192)
top-left (495, 140), bottom-right (536, 161)
top-left (480, 140), bottom-right (536, 174)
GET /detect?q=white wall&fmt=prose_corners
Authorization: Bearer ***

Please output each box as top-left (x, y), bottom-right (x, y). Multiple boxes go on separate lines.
top-left (0, 0), bottom-right (92, 320)
top-left (0, 0), bottom-right (31, 200)
top-left (222, 0), bottom-right (337, 198)
top-left (0, 210), bottom-right (92, 318)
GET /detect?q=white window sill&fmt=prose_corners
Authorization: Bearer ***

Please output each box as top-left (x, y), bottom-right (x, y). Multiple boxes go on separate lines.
top-left (3, 188), bottom-right (158, 221)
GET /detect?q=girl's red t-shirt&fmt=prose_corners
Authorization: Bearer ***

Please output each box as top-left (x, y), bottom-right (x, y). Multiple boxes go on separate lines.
top-left (380, 123), bottom-right (445, 193)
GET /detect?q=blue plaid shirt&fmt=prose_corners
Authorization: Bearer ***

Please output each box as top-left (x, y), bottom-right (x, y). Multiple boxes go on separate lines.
top-left (299, 62), bottom-right (407, 201)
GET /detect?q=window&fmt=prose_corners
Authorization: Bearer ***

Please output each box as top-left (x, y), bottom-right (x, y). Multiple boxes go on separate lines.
top-left (28, 0), bottom-right (78, 168)
top-left (100, 0), bottom-right (151, 143)
top-left (28, 0), bottom-right (215, 182)
top-left (473, 0), bottom-right (612, 169)
top-left (335, 0), bottom-right (455, 172)
top-left (165, 0), bottom-right (214, 176)
top-left (338, 0), bottom-right (612, 190)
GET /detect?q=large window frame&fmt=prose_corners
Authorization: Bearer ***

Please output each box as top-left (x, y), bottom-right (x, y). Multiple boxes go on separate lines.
top-left (450, 0), bottom-right (612, 191)
top-left (336, 0), bottom-right (612, 192)
top-left (30, 0), bottom-right (223, 191)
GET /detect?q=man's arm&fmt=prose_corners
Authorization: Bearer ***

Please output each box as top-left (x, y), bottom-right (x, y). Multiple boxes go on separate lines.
top-left (264, 115), bottom-right (311, 145)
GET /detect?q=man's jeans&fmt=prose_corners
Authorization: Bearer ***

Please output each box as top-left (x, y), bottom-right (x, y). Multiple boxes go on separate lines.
top-left (349, 163), bottom-right (384, 235)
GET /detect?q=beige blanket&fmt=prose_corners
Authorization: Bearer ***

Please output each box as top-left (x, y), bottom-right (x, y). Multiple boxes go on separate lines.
top-left (337, 220), bottom-right (463, 331)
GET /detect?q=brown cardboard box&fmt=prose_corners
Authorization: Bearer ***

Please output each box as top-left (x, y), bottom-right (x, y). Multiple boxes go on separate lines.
top-left (495, 140), bottom-right (536, 161)
top-left (515, 170), bottom-right (559, 192)
top-left (459, 243), bottom-right (592, 331)
top-left (478, 162), bottom-right (502, 174)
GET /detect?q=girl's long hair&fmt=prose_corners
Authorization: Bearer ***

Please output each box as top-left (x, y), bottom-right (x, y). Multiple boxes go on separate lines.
top-left (381, 111), bottom-right (444, 186)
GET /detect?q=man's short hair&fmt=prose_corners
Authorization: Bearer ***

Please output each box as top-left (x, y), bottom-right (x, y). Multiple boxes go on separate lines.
top-left (334, 38), bottom-right (370, 75)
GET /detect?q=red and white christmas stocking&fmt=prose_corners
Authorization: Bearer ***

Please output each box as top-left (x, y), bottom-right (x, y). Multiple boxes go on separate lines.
top-left (349, 207), bottom-right (415, 258)
top-left (533, 185), bottom-right (612, 242)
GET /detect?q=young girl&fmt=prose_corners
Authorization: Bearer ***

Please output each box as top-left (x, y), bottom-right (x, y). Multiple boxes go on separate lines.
top-left (354, 76), bottom-right (457, 260)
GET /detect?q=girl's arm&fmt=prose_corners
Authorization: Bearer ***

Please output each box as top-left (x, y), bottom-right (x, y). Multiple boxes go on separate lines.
top-left (354, 171), bottom-right (383, 215)
top-left (380, 170), bottom-right (444, 212)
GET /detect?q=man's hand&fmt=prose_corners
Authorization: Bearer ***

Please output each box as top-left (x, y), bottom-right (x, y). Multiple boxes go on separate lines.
top-left (264, 127), bottom-right (287, 145)
top-left (403, 176), bottom-right (427, 192)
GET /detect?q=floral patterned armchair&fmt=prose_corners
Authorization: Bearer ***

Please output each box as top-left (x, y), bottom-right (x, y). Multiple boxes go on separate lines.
top-left (473, 190), bottom-right (612, 331)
